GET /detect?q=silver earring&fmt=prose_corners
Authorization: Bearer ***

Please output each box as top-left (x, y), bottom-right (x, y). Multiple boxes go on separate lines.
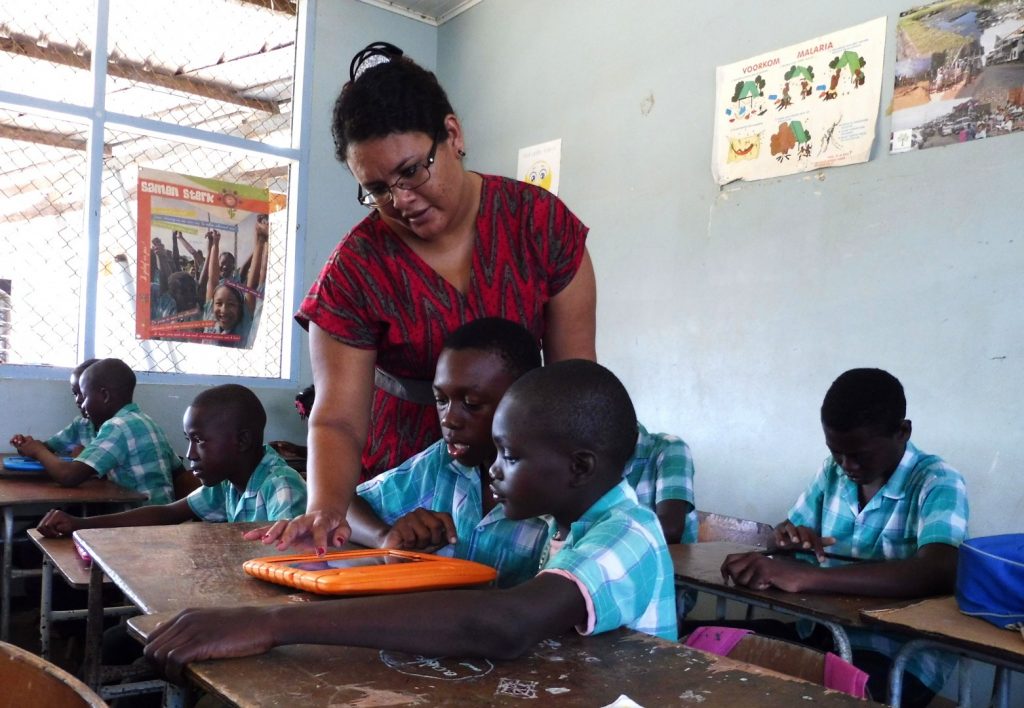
top-left (457, 149), bottom-right (466, 158)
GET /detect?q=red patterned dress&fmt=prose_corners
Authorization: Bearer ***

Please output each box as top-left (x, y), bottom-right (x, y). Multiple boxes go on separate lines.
top-left (296, 175), bottom-right (589, 478)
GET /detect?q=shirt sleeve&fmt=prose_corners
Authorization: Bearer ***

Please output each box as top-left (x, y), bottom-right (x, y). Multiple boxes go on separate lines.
top-left (355, 458), bottom-right (430, 526)
top-left (261, 472), bottom-right (308, 521)
top-left (44, 420), bottom-right (79, 454)
top-left (652, 438), bottom-right (696, 508)
top-left (294, 220), bottom-right (382, 348)
top-left (787, 459), bottom-right (830, 530)
top-left (75, 422), bottom-right (128, 478)
top-left (187, 484), bottom-right (227, 522)
top-left (526, 184), bottom-right (588, 297)
top-left (540, 515), bottom-right (664, 636)
top-left (916, 468), bottom-right (969, 548)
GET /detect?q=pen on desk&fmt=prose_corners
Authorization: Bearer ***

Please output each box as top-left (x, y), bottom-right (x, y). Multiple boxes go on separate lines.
top-left (761, 547), bottom-right (865, 563)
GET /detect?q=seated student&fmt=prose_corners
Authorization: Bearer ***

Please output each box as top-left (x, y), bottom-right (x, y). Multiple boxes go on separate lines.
top-left (346, 318), bottom-right (549, 587)
top-left (36, 384), bottom-right (307, 535)
top-left (10, 358), bottom-right (177, 505)
top-left (143, 360), bottom-right (677, 679)
top-left (719, 368), bottom-right (968, 707)
top-left (624, 424), bottom-right (697, 545)
top-left (9, 358), bottom-right (98, 458)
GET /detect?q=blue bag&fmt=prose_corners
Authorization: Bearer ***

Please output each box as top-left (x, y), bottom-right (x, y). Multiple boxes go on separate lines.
top-left (956, 534), bottom-right (1024, 630)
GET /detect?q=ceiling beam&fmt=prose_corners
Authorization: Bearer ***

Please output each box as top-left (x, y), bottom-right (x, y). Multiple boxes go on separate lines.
top-left (0, 123), bottom-right (112, 156)
top-left (0, 35), bottom-right (281, 114)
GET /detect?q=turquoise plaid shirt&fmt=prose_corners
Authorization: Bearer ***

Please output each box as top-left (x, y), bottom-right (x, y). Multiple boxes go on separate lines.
top-left (788, 441), bottom-right (969, 691)
top-left (75, 403), bottom-right (177, 505)
top-left (187, 446), bottom-right (307, 522)
top-left (541, 480), bottom-right (677, 641)
top-left (623, 422), bottom-right (698, 544)
top-left (45, 416), bottom-right (95, 454)
top-left (356, 440), bottom-right (549, 588)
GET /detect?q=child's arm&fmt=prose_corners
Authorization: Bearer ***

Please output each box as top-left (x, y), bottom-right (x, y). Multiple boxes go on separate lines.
top-left (654, 500), bottom-right (689, 544)
top-left (720, 543), bottom-right (958, 597)
top-left (145, 572), bottom-right (588, 682)
top-left (12, 437), bottom-right (96, 486)
top-left (347, 497), bottom-right (456, 551)
top-left (37, 500), bottom-right (198, 537)
top-left (205, 230), bottom-right (220, 303)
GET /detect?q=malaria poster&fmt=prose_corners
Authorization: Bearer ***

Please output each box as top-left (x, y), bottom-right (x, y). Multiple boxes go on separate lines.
top-left (712, 17), bottom-right (887, 185)
top-left (136, 167), bottom-right (283, 349)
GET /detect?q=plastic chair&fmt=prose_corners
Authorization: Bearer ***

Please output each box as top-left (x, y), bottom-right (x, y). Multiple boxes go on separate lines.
top-left (684, 627), bottom-right (869, 699)
top-left (0, 640), bottom-right (107, 707)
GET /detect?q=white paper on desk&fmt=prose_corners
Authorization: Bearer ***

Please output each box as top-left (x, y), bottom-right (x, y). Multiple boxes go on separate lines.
top-left (601, 695), bottom-right (645, 708)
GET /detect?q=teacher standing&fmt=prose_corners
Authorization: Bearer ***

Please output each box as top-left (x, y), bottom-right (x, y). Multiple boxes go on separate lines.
top-left (255, 43), bottom-right (596, 552)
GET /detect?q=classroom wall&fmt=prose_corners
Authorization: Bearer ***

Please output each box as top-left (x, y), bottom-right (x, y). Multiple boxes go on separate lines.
top-left (435, 0), bottom-right (1024, 538)
top-left (0, 1), bottom-right (436, 453)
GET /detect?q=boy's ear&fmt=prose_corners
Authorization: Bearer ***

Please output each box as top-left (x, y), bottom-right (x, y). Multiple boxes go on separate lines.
top-left (568, 449), bottom-right (597, 488)
top-left (236, 428), bottom-right (254, 452)
top-left (896, 419), bottom-right (912, 443)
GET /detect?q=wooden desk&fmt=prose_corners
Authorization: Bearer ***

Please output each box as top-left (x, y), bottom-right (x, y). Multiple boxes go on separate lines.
top-left (74, 522), bottom-right (304, 689)
top-left (0, 472), bottom-right (144, 641)
top-left (671, 541), bottom-right (909, 661)
top-left (128, 615), bottom-right (875, 707)
top-left (863, 596), bottom-right (1024, 708)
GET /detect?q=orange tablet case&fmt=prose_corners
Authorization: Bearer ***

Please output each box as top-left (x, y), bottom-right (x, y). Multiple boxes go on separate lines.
top-left (243, 549), bottom-right (498, 595)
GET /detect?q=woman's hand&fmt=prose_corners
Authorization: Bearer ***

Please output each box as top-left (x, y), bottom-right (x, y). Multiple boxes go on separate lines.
top-left (244, 510), bottom-right (352, 554)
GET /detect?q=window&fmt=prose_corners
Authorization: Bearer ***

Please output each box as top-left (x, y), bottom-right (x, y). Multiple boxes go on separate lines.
top-left (0, 0), bottom-right (311, 379)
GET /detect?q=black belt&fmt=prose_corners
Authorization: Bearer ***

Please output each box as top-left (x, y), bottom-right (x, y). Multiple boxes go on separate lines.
top-left (374, 367), bottom-right (435, 406)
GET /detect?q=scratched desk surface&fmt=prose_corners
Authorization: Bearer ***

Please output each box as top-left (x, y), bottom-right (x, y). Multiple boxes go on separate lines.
top-left (74, 522), bottom-right (305, 614)
top-left (129, 616), bottom-right (874, 707)
top-left (671, 541), bottom-right (911, 626)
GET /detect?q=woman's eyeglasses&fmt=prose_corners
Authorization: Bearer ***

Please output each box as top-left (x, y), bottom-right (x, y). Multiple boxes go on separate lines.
top-left (357, 135), bottom-right (441, 208)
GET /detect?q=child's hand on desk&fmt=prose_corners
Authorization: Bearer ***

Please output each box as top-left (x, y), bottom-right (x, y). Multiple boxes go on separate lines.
top-left (37, 509), bottom-right (84, 538)
top-left (721, 552), bottom-right (815, 593)
top-left (244, 510), bottom-right (352, 556)
top-left (384, 509), bottom-right (457, 552)
top-left (10, 434), bottom-right (44, 457)
top-left (144, 607), bottom-right (274, 684)
top-left (773, 521), bottom-right (836, 563)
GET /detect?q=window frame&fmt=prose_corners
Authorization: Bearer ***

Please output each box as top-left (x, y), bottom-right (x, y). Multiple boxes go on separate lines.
top-left (0, 0), bottom-right (316, 388)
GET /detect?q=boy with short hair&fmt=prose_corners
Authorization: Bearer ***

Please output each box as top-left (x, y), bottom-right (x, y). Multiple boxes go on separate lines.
top-left (720, 368), bottom-right (968, 706)
top-left (37, 384), bottom-right (306, 534)
top-left (9, 358), bottom-right (98, 457)
top-left (144, 360), bottom-right (676, 679)
top-left (11, 358), bottom-right (177, 505)
top-left (346, 317), bottom-right (548, 587)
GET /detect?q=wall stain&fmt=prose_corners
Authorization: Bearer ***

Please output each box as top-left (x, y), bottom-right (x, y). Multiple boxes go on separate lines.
top-left (640, 92), bottom-right (655, 117)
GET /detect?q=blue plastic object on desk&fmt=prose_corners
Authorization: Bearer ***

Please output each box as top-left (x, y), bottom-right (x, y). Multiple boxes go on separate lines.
top-left (2, 456), bottom-right (72, 472)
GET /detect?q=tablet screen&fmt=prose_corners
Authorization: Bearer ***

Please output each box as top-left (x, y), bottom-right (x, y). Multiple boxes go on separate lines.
top-left (287, 554), bottom-right (420, 571)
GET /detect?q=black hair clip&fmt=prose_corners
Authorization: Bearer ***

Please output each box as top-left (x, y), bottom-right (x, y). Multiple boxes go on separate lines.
top-left (350, 41), bottom-right (404, 81)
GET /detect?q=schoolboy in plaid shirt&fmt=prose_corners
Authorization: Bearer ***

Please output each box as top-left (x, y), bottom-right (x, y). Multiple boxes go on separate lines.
top-left (143, 360), bottom-right (676, 678)
top-left (37, 384), bottom-right (306, 535)
top-left (12, 358), bottom-right (176, 505)
top-left (347, 318), bottom-right (548, 587)
top-left (721, 368), bottom-right (968, 707)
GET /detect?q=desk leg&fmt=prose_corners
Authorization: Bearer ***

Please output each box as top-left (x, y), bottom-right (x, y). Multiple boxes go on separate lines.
top-left (822, 621), bottom-right (852, 663)
top-left (992, 665), bottom-right (1009, 708)
top-left (163, 682), bottom-right (188, 708)
top-left (84, 562), bottom-right (104, 690)
top-left (40, 556), bottom-right (53, 658)
top-left (958, 658), bottom-right (974, 708)
top-left (1, 507), bottom-right (13, 641)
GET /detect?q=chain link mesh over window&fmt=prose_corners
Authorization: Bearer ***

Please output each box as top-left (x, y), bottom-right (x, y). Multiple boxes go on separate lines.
top-left (0, 0), bottom-right (300, 378)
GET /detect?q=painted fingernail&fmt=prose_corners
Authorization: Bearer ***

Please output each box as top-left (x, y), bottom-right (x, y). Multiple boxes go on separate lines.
top-left (316, 546), bottom-right (326, 557)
